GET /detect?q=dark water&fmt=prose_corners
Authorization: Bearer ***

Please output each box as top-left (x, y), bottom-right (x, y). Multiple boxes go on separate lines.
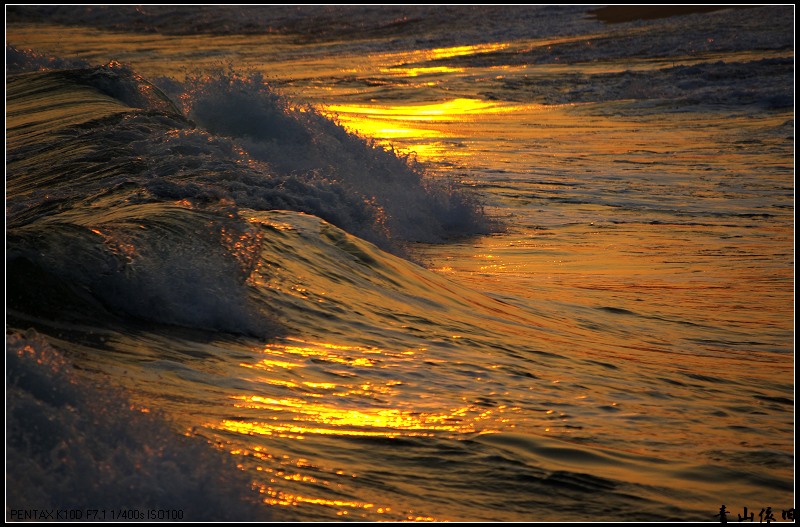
top-left (6, 5), bottom-right (794, 522)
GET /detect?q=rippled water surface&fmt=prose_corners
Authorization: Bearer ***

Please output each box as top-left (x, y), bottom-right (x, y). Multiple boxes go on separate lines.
top-left (6, 5), bottom-right (794, 521)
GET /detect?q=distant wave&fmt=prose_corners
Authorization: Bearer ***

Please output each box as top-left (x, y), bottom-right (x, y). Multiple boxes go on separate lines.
top-left (5, 5), bottom-right (598, 43)
top-left (490, 58), bottom-right (794, 111)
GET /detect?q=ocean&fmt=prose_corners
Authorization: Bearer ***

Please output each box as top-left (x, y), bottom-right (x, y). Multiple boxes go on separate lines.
top-left (5, 5), bottom-right (795, 522)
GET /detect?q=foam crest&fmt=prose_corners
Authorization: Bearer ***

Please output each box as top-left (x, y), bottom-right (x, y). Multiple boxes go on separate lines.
top-left (6, 330), bottom-right (273, 520)
top-left (178, 69), bottom-right (490, 243)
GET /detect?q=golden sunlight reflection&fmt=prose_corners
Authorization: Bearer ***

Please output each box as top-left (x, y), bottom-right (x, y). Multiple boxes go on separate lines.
top-left (327, 98), bottom-right (521, 120)
top-left (255, 482), bottom-right (381, 514)
top-left (214, 393), bottom-right (498, 439)
top-left (240, 338), bottom-right (386, 372)
top-left (324, 98), bottom-right (533, 160)
top-left (393, 42), bottom-right (511, 62)
top-left (211, 338), bottom-right (510, 443)
top-left (220, 447), bottom-right (382, 513)
top-left (380, 65), bottom-right (464, 77)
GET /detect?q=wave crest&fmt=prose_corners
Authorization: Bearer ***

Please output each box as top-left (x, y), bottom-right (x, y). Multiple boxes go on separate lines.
top-left (176, 68), bottom-right (490, 243)
top-left (7, 206), bottom-right (281, 337)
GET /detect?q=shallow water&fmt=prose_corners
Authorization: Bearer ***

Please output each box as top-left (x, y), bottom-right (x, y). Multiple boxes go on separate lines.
top-left (6, 5), bottom-right (794, 522)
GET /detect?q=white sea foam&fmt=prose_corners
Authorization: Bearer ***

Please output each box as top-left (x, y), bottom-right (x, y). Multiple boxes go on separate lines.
top-left (6, 331), bottom-right (274, 521)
